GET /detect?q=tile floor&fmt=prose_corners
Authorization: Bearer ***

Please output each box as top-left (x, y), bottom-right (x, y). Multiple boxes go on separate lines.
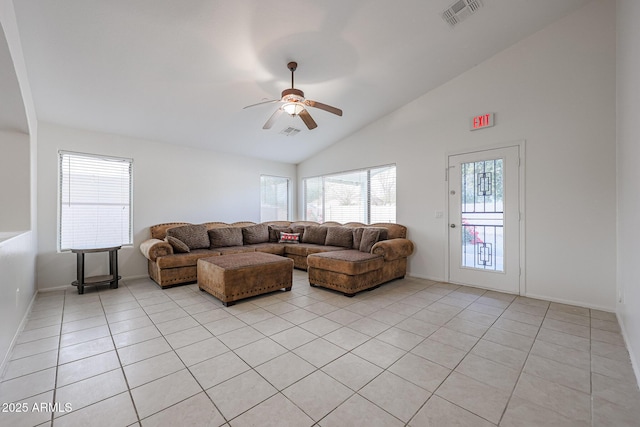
top-left (1, 271), bottom-right (639, 426)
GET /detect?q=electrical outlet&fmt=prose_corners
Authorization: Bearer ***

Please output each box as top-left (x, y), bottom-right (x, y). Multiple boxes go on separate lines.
top-left (434, 211), bottom-right (444, 218)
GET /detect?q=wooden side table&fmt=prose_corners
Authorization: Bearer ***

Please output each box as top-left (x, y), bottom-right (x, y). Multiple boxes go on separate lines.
top-left (71, 246), bottom-right (121, 294)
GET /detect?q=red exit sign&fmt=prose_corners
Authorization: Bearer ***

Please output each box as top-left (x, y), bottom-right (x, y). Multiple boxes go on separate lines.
top-left (470, 113), bottom-right (495, 131)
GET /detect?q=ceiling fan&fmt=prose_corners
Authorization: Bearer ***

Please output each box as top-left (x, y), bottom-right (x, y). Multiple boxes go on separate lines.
top-left (243, 61), bottom-right (343, 130)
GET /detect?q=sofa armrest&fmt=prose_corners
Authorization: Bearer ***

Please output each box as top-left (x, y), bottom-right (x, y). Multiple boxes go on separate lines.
top-left (371, 238), bottom-right (414, 261)
top-left (140, 239), bottom-right (173, 262)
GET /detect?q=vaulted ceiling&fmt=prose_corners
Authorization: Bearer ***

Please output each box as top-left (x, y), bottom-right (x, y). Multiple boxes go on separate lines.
top-left (11, 0), bottom-right (591, 163)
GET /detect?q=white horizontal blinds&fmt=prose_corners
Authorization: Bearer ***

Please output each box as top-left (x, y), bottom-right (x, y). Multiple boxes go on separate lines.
top-left (303, 164), bottom-right (396, 224)
top-left (303, 176), bottom-right (323, 222)
top-left (260, 175), bottom-right (289, 221)
top-left (369, 165), bottom-right (396, 223)
top-left (59, 152), bottom-right (133, 251)
top-left (323, 170), bottom-right (367, 223)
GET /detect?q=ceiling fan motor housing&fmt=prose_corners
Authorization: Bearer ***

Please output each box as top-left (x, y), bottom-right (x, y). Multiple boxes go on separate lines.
top-left (281, 88), bottom-right (304, 103)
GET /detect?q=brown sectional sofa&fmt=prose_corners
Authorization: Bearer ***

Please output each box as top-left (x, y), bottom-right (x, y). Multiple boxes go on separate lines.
top-left (139, 220), bottom-right (414, 296)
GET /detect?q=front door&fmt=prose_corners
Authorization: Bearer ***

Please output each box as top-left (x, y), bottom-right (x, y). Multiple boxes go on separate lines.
top-left (448, 145), bottom-right (521, 294)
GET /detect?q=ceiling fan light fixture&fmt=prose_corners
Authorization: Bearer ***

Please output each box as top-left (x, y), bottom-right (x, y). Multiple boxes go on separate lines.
top-left (283, 102), bottom-right (305, 116)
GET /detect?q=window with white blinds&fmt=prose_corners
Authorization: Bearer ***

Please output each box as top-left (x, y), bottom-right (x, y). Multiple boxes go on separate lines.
top-left (260, 175), bottom-right (289, 221)
top-left (58, 151), bottom-right (133, 251)
top-left (303, 164), bottom-right (396, 224)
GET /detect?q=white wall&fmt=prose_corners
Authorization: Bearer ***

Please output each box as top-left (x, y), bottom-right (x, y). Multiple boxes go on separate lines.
top-left (36, 122), bottom-right (296, 290)
top-left (0, 130), bottom-right (30, 231)
top-left (0, 232), bottom-right (36, 368)
top-left (298, 0), bottom-right (617, 310)
top-left (616, 0), bottom-right (640, 378)
top-left (0, 0), bottom-right (39, 373)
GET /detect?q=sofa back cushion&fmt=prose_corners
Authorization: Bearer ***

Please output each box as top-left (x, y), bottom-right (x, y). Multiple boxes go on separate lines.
top-left (302, 226), bottom-right (328, 245)
top-left (268, 226), bottom-right (292, 243)
top-left (325, 227), bottom-right (354, 248)
top-left (208, 227), bottom-right (243, 248)
top-left (352, 228), bottom-right (364, 249)
top-left (242, 224), bottom-right (269, 245)
top-left (166, 224), bottom-right (210, 250)
top-left (290, 225), bottom-right (306, 240)
top-left (151, 222), bottom-right (191, 240)
top-left (359, 228), bottom-right (381, 252)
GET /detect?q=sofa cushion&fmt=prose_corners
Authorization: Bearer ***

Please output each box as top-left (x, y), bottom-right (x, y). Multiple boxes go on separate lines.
top-left (352, 228), bottom-right (364, 249)
top-left (368, 227), bottom-right (389, 241)
top-left (249, 243), bottom-right (287, 256)
top-left (268, 226), bottom-right (292, 242)
top-left (166, 236), bottom-right (190, 253)
top-left (279, 232), bottom-right (300, 244)
top-left (156, 249), bottom-right (220, 268)
top-left (209, 227), bottom-right (243, 248)
top-left (302, 226), bottom-right (328, 245)
top-left (289, 225), bottom-right (306, 240)
top-left (359, 228), bottom-right (381, 252)
top-left (325, 227), bottom-right (353, 248)
top-left (242, 224), bottom-right (269, 245)
top-left (216, 246), bottom-right (255, 255)
top-left (166, 224), bottom-right (210, 250)
top-left (307, 250), bottom-right (384, 275)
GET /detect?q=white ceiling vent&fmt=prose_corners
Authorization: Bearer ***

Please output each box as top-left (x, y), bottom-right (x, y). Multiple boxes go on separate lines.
top-left (279, 127), bottom-right (301, 137)
top-left (442, 0), bottom-right (482, 27)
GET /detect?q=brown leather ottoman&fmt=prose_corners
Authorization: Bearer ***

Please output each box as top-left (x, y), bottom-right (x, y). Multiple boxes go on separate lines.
top-left (197, 252), bottom-right (293, 306)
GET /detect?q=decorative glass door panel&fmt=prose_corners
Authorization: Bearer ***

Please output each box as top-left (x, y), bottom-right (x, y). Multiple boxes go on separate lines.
top-left (460, 159), bottom-right (504, 272)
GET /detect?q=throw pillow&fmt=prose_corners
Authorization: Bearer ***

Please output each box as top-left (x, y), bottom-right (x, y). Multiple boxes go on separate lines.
top-left (325, 227), bottom-right (353, 248)
top-left (166, 224), bottom-right (210, 250)
top-left (268, 226), bottom-right (292, 242)
top-left (367, 226), bottom-right (388, 241)
top-left (242, 224), bottom-right (269, 245)
top-left (359, 228), bottom-right (381, 253)
top-left (279, 232), bottom-right (300, 244)
top-left (352, 228), bottom-right (365, 249)
top-left (208, 227), bottom-right (243, 248)
top-left (290, 225), bottom-right (306, 240)
top-left (302, 226), bottom-right (328, 245)
top-left (166, 236), bottom-right (190, 253)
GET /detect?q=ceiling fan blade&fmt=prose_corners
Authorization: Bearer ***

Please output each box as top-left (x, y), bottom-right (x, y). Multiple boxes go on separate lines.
top-left (263, 108), bottom-right (284, 129)
top-left (304, 100), bottom-right (343, 116)
top-left (243, 99), bottom-right (280, 109)
top-left (299, 109), bottom-right (318, 130)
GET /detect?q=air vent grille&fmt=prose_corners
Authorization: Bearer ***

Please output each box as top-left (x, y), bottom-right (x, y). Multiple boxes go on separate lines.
top-left (280, 127), bottom-right (301, 137)
top-left (442, 0), bottom-right (482, 27)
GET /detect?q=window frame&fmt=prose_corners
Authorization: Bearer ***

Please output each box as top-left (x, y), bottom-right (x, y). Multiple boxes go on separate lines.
top-left (302, 164), bottom-right (396, 224)
top-left (260, 174), bottom-right (290, 222)
top-left (57, 150), bottom-right (134, 252)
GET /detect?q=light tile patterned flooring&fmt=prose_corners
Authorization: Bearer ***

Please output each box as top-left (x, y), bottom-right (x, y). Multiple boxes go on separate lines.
top-left (1, 271), bottom-right (639, 426)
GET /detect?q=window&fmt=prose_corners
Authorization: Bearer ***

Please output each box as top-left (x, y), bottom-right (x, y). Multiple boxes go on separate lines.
top-left (58, 151), bottom-right (133, 251)
top-left (303, 164), bottom-right (396, 223)
top-left (260, 175), bottom-right (289, 221)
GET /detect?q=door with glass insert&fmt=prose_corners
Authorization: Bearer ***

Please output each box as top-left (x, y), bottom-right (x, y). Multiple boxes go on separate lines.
top-left (448, 146), bottom-right (520, 294)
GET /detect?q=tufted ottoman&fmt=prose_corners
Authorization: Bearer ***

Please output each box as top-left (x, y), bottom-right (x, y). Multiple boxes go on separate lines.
top-left (197, 252), bottom-right (293, 306)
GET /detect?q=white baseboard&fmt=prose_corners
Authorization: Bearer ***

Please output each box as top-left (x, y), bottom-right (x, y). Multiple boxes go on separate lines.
top-left (523, 291), bottom-right (614, 313)
top-left (406, 272), bottom-right (445, 282)
top-left (0, 291), bottom-right (38, 381)
top-left (37, 275), bottom-right (151, 293)
top-left (616, 312), bottom-right (640, 390)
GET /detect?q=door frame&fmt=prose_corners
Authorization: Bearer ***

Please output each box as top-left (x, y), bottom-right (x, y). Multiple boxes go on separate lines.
top-left (444, 140), bottom-right (526, 295)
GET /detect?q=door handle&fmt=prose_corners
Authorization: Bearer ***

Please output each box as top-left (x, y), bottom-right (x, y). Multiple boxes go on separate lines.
top-left (450, 224), bottom-right (456, 228)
